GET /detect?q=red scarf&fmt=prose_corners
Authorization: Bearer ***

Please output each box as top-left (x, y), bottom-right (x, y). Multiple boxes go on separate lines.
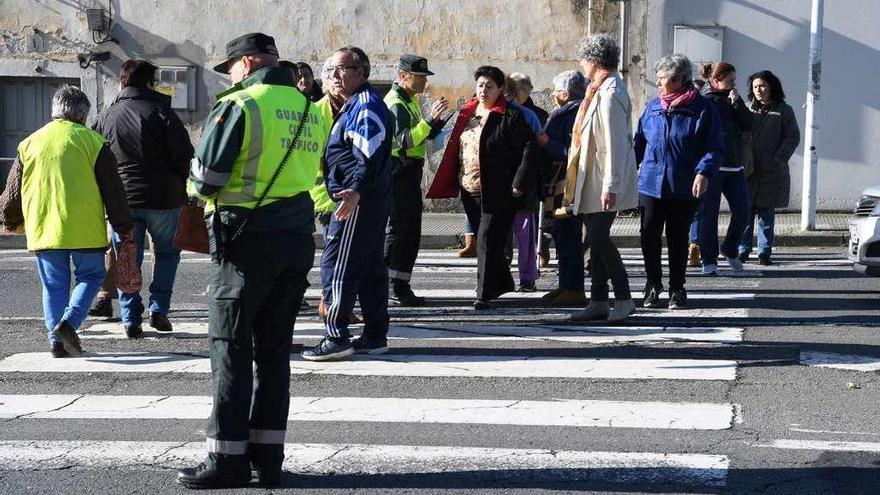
top-left (426, 95), bottom-right (509, 199)
top-left (659, 84), bottom-right (698, 110)
top-left (572, 69), bottom-right (611, 149)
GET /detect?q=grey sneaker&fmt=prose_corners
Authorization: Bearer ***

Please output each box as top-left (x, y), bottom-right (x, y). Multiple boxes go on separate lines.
top-left (725, 256), bottom-right (744, 272)
top-left (701, 264), bottom-right (718, 276)
top-left (301, 337), bottom-right (354, 362)
top-left (570, 300), bottom-right (610, 322)
top-left (607, 299), bottom-right (636, 323)
top-left (642, 284), bottom-right (663, 308)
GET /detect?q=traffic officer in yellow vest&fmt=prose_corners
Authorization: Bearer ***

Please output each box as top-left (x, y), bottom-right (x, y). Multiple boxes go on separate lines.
top-left (0, 86), bottom-right (132, 358)
top-left (384, 54), bottom-right (449, 305)
top-left (176, 33), bottom-right (328, 489)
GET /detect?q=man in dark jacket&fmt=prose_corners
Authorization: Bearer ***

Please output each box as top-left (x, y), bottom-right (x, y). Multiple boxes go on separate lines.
top-left (536, 70), bottom-right (587, 306)
top-left (93, 59), bottom-right (194, 337)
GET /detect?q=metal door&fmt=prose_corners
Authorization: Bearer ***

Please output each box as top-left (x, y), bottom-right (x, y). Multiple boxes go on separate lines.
top-left (0, 77), bottom-right (80, 189)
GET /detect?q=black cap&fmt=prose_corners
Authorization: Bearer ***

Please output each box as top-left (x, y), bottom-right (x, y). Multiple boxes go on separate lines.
top-left (398, 54), bottom-right (434, 76)
top-left (213, 33), bottom-right (279, 74)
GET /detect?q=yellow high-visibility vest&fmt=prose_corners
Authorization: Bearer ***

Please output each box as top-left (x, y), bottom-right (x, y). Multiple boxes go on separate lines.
top-left (17, 119), bottom-right (108, 251)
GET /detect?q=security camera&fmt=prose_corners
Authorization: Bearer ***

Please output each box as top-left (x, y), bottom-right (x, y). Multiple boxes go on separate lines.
top-left (34, 64), bottom-right (43, 74)
top-left (77, 53), bottom-right (89, 68)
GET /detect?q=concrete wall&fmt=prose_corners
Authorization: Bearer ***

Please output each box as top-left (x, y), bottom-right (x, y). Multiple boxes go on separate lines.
top-left (648, 0), bottom-right (880, 210)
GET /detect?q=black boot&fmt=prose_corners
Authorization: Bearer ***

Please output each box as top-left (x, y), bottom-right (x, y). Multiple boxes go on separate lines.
top-left (249, 444), bottom-right (284, 486)
top-left (177, 454), bottom-right (251, 489)
top-left (391, 281), bottom-right (425, 307)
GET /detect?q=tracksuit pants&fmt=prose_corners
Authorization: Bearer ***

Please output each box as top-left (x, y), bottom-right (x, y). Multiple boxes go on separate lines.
top-left (322, 196), bottom-right (391, 340)
top-left (205, 230), bottom-right (313, 472)
top-left (384, 159), bottom-right (423, 283)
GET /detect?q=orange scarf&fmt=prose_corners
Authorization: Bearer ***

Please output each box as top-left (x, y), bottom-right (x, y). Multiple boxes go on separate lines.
top-left (572, 69), bottom-right (611, 149)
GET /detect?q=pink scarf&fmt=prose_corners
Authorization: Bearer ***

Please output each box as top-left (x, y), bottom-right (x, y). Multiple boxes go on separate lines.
top-left (659, 84), bottom-right (698, 110)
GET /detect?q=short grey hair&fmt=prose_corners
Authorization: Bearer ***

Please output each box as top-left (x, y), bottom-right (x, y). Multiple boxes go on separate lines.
top-left (508, 72), bottom-right (533, 94)
top-left (576, 33), bottom-right (620, 69)
top-left (337, 46), bottom-right (371, 79)
top-left (51, 85), bottom-right (90, 123)
top-left (552, 70), bottom-right (587, 100)
top-left (654, 54), bottom-right (693, 84)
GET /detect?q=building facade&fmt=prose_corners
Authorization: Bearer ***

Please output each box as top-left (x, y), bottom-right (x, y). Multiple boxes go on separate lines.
top-left (1, 0), bottom-right (876, 210)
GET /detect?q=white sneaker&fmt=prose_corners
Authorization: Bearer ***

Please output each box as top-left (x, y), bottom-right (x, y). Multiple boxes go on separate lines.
top-left (570, 300), bottom-right (610, 321)
top-left (725, 256), bottom-right (744, 272)
top-left (701, 264), bottom-right (718, 276)
top-left (608, 299), bottom-right (635, 323)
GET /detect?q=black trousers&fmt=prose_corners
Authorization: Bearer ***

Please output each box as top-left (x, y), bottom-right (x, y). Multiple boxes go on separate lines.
top-left (384, 159), bottom-right (424, 283)
top-left (205, 230), bottom-right (314, 471)
top-left (461, 190), bottom-right (516, 301)
top-left (583, 211), bottom-right (631, 301)
top-left (639, 194), bottom-right (698, 291)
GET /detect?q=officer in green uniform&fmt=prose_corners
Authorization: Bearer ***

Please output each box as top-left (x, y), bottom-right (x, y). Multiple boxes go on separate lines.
top-left (383, 54), bottom-right (448, 306)
top-left (176, 33), bottom-right (327, 489)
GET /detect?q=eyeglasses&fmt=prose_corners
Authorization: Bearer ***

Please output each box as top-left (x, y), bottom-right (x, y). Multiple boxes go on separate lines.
top-left (328, 65), bottom-right (361, 76)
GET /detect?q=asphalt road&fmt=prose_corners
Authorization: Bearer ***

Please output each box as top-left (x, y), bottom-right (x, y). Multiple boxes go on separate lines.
top-left (0, 246), bottom-right (878, 495)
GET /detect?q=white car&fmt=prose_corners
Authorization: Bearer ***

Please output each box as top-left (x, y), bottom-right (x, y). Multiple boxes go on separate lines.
top-left (848, 184), bottom-right (880, 276)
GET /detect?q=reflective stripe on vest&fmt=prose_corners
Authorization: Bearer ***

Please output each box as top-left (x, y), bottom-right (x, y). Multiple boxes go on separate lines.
top-left (213, 83), bottom-right (326, 210)
top-left (384, 87), bottom-right (431, 159)
top-left (16, 120), bottom-right (108, 251)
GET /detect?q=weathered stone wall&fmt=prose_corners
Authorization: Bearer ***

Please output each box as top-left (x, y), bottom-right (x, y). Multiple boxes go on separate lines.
top-left (1, 0), bottom-right (649, 211)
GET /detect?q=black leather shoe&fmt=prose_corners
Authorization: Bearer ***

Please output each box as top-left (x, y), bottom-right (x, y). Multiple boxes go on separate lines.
top-left (53, 320), bottom-right (82, 356)
top-left (124, 323), bottom-right (143, 339)
top-left (149, 312), bottom-right (173, 333)
top-left (88, 297), bottom-right (113, 318)
top-left (473, 299), bottom-right (491, 310)
top-left (50, 341), bottom-right (68, 358)
top-left (177, 461), bottom-right (250, 489)
top-left (391, 283), bottom-right (426, 307)
top-left (758, 254), bottom-right (772, 266)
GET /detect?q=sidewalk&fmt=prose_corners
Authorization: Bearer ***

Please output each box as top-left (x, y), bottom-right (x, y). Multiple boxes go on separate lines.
top-left (0, 212), bottom-right (853, 250)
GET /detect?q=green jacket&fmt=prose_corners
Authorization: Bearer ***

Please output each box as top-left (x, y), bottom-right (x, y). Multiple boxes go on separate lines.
top-left (383, 82), bottom-right (444, 161)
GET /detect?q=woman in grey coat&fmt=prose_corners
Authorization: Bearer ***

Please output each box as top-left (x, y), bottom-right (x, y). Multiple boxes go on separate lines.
top-left (738, 70), bottom-right (800, 265)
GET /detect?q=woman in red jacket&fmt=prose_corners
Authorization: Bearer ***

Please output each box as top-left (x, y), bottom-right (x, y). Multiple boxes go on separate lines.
top-left (427, 66), bottom-right (537, 310)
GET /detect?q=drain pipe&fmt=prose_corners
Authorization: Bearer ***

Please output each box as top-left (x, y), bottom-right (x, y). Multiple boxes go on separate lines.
top-left (619, 0), bottom-right (629, 76)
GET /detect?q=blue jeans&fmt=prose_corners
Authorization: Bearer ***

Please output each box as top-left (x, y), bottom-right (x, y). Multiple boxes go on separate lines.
top-left (112, 207), bottom-right (182, 325)
top-left (689, 198), bottom-right (703, 245)
top-left (35, 250), bottom-right (105, 343)
top-left (552, 215), bottom-right (584, 291)
top-left (699, 170), bottom-right (751, 263)
top-left (739, 207), bottom-right (776, 256)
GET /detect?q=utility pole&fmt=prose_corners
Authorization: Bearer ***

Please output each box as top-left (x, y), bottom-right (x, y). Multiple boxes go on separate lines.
top-left (801, 0), bottom-right (824, 230)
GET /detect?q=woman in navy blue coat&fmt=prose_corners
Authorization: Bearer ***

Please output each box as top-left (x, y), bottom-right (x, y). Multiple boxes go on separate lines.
top-left (634, 54), bottom-right (724, 309)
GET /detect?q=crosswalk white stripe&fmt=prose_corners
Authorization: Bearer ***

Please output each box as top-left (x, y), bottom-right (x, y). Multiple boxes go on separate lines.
top-left (762, 439), bottom-right (880, 453)
top-left (303, 288), bottom-right (757, 300)
top-left (0, 352), bottom-right (737, 380)
top-left (799, 351), bottom-right (880, 372)
top-left (0, 395), bottom-right (736, 430)
top-left (0, 440), bottom-right (729, 486)
top-left (80, 322), bottom-right (743, 344)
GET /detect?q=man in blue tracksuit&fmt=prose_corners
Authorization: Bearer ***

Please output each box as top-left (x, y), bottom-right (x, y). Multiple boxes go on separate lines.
top-left (301, 46), bottom-right (393, 361)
